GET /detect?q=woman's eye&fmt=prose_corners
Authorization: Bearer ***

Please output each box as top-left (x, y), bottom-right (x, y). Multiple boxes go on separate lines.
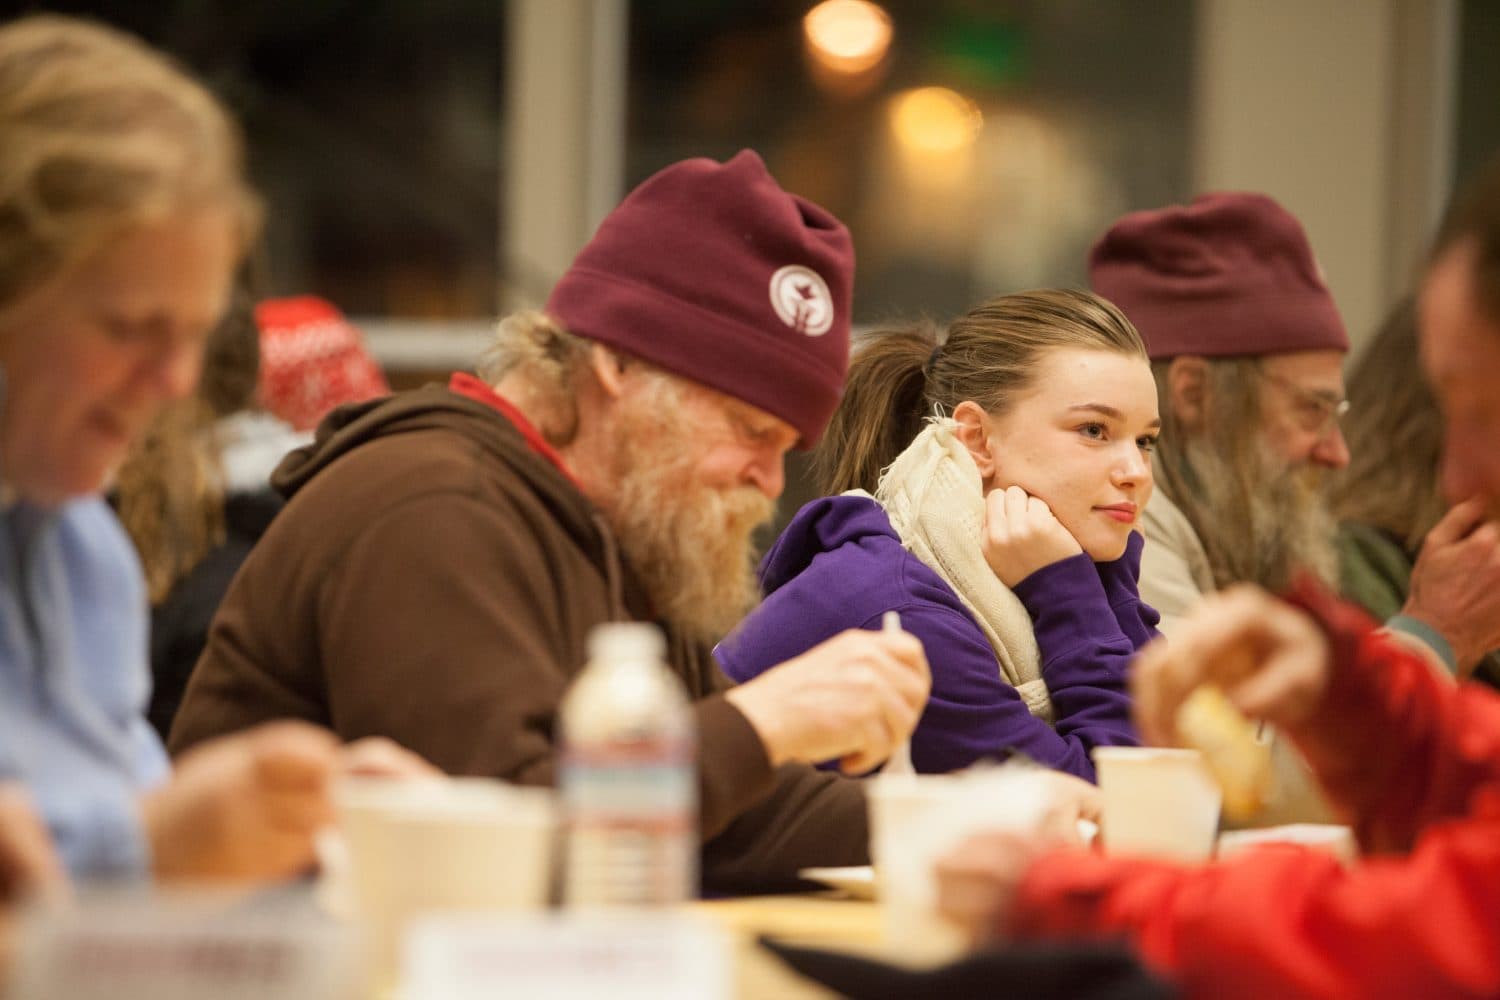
top-left (1138, 435), bottom-right (1159, 453)
top-left (1079, 423), bottom-right (1106, 440)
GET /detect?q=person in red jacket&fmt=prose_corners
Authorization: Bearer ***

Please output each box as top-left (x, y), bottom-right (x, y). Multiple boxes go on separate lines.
top-left (934, 159), bottom-right (1500, 1000)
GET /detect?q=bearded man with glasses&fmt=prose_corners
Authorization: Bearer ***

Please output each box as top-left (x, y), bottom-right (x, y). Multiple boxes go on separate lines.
top-left (1087, 194), bottom-right (1500, 822)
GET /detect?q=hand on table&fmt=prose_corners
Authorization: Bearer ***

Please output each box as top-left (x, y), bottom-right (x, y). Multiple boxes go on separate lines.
top-left (1028, 770), bottom-right (1103, 844)
top-left (0, 784), bottom-right (64, 903)
top-left (725, 627), bottom-right (930, 774)
top-left (935, 822), bottom-right (1086, 944)
top-left (1402, 498), bottom-right (1500, 676)
top-left (982, 486), bottom-right (1082, 588)
top-left (1131, 585), bottom-right (1331, 747)
top-left (144, 721), bottom-right (339, 884)
top-left (0, 785), bottom-right (66, 988)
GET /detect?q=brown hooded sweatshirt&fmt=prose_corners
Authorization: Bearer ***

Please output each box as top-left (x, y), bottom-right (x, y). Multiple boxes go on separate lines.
top-left (169, 382), bottom-right (866, 889)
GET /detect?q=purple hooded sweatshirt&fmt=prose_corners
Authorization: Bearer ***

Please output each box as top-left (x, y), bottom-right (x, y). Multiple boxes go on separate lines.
top-left (714, 495), bottom-right (1155, 780)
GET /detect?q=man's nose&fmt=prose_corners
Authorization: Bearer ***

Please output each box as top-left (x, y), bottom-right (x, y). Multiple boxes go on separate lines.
top-left (745, 452), bottom-right (785, 500)
top-left (1311, 424), bottom-right (1351, 470)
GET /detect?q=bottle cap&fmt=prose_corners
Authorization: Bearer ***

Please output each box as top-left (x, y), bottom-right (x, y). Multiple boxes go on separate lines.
top-left (586, 622), bottom-right (667, 663)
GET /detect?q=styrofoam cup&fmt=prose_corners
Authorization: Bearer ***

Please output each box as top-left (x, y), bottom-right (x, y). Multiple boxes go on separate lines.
top-left (867, 768), bottom-right (1064, 960)
top-left (1092, 747), bottom-right (1221, 862)
top-left (334, 776), bottom-right (557, 986)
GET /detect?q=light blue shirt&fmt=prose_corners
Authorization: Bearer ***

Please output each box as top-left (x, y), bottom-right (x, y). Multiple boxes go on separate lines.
top-left (0, 495), bottom-right (169, 879)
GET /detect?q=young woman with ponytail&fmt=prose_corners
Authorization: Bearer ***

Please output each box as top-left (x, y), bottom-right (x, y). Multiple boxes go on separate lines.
top-left (716, 289), bottom-right (1161, 778)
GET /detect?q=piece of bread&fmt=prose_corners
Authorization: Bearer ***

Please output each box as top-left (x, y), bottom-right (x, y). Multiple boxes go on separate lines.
top-left (1176, 685), bottom-right (1275, 821)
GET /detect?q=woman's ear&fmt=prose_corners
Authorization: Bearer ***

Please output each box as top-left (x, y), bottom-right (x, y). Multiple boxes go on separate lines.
top-left (1166, 355), bottom-right (1209, 431)
top-left (952, 400), bottom-right (998, 479)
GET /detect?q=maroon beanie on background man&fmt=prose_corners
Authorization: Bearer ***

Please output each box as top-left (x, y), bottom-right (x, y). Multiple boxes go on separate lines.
top-left (1088, 192), bottom-right (1350, 361)
top-left (546, 149), bottom-right (854, 447)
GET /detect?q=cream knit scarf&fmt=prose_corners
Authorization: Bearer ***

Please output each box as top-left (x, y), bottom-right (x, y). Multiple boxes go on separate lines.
top-left (859, 417), bottom-right (1053, 722)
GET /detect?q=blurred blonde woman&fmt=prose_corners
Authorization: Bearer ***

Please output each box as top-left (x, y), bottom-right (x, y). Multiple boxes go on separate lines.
top-left (0, 14), bottom-right (349, 884)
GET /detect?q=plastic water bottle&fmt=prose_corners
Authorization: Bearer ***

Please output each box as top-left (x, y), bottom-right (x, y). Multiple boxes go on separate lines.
top-left (559, 622), bottom-right (697, 906)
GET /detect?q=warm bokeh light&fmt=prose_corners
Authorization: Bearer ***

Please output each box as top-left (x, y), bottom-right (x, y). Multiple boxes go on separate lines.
top-left (889, 86), bottom-right (983, 155)
top-left (803, 0), bottom-right (893, 75)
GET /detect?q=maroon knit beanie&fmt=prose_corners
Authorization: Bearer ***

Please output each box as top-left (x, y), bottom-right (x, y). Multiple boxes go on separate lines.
top-left (1088, 192), bottom-right (1350, 360)
top-left (546, 150), bottom-right (854, 448)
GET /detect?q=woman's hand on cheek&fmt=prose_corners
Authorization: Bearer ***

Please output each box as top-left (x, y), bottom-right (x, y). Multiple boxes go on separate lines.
top-left (982, 485), bottom-right (1083, 588)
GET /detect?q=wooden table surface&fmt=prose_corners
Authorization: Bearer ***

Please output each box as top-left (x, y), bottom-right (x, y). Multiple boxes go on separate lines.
top-left (691, 893), bottom-right (888, 999)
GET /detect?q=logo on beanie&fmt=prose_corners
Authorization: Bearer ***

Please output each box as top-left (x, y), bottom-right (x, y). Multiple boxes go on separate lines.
top-left (769, 265), bottom-right (834, 337)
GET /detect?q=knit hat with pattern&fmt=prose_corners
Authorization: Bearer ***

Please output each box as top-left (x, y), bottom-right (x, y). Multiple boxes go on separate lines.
top-left (546, 150), bottom-right (854, 447)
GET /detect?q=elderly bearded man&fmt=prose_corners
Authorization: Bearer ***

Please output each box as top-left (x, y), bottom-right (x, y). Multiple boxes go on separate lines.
top-left (170, 152), bottom-right (933, 889)
top-left (1089, 193), bottom-right (1500, 679)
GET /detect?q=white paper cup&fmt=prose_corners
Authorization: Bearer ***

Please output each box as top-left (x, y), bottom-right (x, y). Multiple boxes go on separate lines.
top-left (1092, 747), bottom-right (1221, 862)
top-left (867, 768), bottom-right (1061, 960)
top-left (334, 776), bottom-right (557, 986)
top-left (1216, 823), bottom-right (1357, 864)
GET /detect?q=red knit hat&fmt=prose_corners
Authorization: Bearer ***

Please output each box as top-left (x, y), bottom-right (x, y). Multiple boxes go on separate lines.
top-left (1088, 193), bottom-right (1350, 360)
top-left (255, 295), bottom-right (391, 431)
top-left (545, 150), bottom-right (854, 448)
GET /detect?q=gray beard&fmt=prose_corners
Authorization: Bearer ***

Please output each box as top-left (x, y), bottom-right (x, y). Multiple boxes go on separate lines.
top-left (599, 396), bottom-right (773, 647)
top-left (1182, 438), bottom-right (1339, 592)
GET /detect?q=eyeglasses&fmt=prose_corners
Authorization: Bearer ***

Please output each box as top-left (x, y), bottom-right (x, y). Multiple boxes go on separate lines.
top-left (1256, 368), bottom-right (1351, 438)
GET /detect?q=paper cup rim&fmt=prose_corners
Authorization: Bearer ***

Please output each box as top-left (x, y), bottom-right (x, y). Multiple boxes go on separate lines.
top-left (1091, 746), bottom-right (1204, 762)
top-left (335, 775), bottom-right (555, 823)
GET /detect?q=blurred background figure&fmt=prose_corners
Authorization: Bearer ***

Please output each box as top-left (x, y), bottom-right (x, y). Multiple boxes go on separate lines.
top-left (0, 13), bottom-right (341, 886)
top-left (254, 294), bottom-right (390, 433)
top-left (115, 275), bottom-right (311, 740)
top-left (1330, 296), bottom-right (1500, 686)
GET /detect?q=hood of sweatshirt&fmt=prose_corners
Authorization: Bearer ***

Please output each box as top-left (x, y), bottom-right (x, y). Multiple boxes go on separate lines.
top-left (271, 384), bottom-right (623, 605)
top-left (758, 494), bottom-right (894, 596)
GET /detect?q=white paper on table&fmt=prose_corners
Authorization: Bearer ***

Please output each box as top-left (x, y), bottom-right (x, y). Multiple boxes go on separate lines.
top-left (7, 887), bottom-right (362, 1000)
top-left (403, 912), bottom-right (732, 1000)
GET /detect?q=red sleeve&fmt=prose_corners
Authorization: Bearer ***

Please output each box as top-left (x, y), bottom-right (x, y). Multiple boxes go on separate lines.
top-left (1007, 583), bottom-right (1500, 999)
top-left (1282, 578), bottom-right (1500, 853)
top-left (1013, 809), bottom-right (1500, 1000)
